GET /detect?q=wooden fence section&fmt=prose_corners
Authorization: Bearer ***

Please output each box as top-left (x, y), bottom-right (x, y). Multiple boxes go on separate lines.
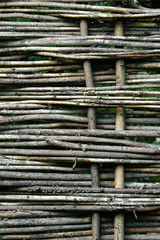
top-left (0, 0), bottom-right (160, 239)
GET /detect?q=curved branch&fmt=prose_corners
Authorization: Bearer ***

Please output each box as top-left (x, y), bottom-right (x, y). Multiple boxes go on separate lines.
top-left (128, 0), bottom-right (148, 9)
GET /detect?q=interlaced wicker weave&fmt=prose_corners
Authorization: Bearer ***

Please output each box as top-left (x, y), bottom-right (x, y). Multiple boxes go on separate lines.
top-left (0, 0), bottom-right (160, 239)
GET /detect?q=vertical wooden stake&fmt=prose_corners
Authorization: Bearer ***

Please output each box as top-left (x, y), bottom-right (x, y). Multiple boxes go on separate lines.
top-left (80, 19), bottom-right (100, 240)
top-left (114, 13), bottom-right (125, 240)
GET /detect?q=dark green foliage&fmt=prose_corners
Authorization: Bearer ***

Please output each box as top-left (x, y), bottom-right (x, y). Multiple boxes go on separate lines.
top-left (138, 0), bottom-right (160, 8)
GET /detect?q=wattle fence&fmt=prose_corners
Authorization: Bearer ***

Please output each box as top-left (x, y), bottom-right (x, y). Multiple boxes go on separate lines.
top-left (0, 1), bottom-right (160, 239)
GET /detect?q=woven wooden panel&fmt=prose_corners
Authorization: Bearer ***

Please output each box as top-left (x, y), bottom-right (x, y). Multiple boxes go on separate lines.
top-left (0, 1), bottom-right (160, 240)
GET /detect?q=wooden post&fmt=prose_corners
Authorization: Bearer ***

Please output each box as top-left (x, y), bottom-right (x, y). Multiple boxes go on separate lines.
top-left (80, 19), bottom-right (100, 240)
top-left (114, 3), bottom-right (125, 240)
